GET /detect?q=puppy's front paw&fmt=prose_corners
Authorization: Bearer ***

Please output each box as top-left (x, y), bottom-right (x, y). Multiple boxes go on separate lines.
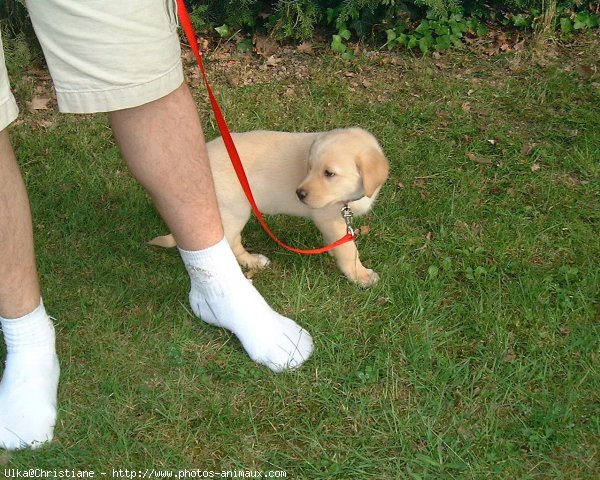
top-left (251, 254), bottom-right (271, 268)
top-left (352, 268), bottom-right (380, 287)
top-left (238, 253), bottom-right (271, 270)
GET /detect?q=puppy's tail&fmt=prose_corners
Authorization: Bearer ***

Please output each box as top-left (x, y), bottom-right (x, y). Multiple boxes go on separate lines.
top-left (148, 234), bottom-right (177, 248)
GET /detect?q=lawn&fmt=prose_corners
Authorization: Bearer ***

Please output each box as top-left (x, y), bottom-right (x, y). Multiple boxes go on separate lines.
top-left (1, 29), bottom-right (599, 478)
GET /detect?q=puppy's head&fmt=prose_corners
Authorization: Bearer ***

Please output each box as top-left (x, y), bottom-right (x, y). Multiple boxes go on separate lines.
top-left (296, 128), bottom-right (389, 209)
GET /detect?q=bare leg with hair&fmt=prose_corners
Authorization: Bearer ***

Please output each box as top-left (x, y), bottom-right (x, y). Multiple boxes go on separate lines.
top-left (0, 129), bottom-right (40, 319)
top-left (108, 83), bottom-right (223, 251)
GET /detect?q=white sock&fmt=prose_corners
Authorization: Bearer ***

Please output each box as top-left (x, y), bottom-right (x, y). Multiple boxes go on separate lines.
top-left (0, 300), bottom-right (59, 450)
top-left (180, 237), bottom-right (313, 372)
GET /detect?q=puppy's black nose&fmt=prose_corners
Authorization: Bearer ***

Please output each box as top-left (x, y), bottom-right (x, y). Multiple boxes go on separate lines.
top-left (296, 189), bottom-right (308, 201)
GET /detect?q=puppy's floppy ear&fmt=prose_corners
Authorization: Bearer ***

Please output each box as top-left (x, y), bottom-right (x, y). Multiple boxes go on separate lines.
top-left (357, 148), bottom-right (389, 197)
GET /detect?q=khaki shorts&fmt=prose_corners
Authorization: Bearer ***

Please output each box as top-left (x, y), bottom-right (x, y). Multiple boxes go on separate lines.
top-left (1, 0), bottom-right (184, 130)
top-left (0, 34), bottom-right (19, 130)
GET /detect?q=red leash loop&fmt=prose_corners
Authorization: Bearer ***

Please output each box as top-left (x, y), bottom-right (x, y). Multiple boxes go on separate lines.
top-left (176, 0), bottom-right (355, 254)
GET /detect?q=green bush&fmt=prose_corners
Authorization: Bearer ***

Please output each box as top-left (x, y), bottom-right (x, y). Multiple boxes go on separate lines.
top-left (1, 0), bottom-right (597, 55)
top-left (383, 11), bottom-right (489, 55)
top-left (187, 0), bottom-right (597, 48)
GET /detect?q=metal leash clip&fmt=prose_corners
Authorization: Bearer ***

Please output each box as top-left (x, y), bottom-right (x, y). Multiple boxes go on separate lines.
top-left (341, 204), bottom-right (358, 237)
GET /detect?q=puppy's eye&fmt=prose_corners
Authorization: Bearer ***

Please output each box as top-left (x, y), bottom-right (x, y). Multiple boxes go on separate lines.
top-left (324, 170), bottom-right (336, 178)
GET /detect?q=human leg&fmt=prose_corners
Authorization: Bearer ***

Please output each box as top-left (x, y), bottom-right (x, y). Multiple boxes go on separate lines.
top-left (0, 129), bottom-right (40, 318)
top-left (0, 30), bottom-right (58, 450)
top-left (109, 84), bottom-right (313, 371)
top-left (0, 129), bottom-right (59, 450)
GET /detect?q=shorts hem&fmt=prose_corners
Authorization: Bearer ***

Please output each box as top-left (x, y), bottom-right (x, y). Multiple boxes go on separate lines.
top-left (55, 61), bottom-right (184, 113)
top-left (0, 95), bottom-right (19, 131)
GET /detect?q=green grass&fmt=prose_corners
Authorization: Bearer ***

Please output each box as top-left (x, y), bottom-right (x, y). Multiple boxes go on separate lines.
top-left (2, 31), bottom-right (599, 478)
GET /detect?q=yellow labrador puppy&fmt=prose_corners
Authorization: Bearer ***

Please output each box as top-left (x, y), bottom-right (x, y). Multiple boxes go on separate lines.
top-left (153, 127), bottom-right (389, 286)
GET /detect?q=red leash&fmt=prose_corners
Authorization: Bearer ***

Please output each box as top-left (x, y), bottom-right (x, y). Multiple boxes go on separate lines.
top-left (175, 0), bottom-right (356, 254)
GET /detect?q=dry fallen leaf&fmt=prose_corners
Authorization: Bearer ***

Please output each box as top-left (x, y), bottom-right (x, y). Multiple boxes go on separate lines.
top-left (148, 234), bottom-right (177, 248)
top-left (558, 173), bottom-right (586, 187)
top-left (296, 41), bottom-right (314, 55)
top-left (514, 38), bottom-right (526, 52)
top-left (35, 119), bottom-right (55, 129)
top-left (253, 34), bottom-right (278, 57)
top-left (357, 225), bottom-right (371, 236)
top-left (576, 64), bottom-right (595, 79)
top-left (412, 179), bottom-right (428, 190)
top-left (502, 348), bottom-right (516, 363)
top-left (265, 55), bottom-right (282, 67)
top-left (29, 96), bottom-right (51, 113)
top-left (27, 67), bottom-right (52, 81)
top-left (182, 49), bottom-right (194, 63)
top-left (521, 143), bottom-right (533, 156)
top-left (376, 296), bottom-right (392, 306)
top-left (466, 152), bottom-right (493, 165)
top-left (197, 37), bottom-right (209, 53)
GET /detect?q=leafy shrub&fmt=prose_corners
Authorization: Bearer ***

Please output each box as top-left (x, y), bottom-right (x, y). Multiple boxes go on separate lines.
top-left (1, 0), bottom-right (597, 55)
top-left (384, 11), bottom-right (489, 54)
top-left (186, 1), bottom-right (597, 51)
top-left (269, 0), bottom-right (322, 40)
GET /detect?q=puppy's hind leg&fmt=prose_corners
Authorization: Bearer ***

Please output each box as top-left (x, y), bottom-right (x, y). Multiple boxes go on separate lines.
top-left (222, 211), bottom-right (271, 270)
top-left (229, 232), bottom-right (271, 270)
